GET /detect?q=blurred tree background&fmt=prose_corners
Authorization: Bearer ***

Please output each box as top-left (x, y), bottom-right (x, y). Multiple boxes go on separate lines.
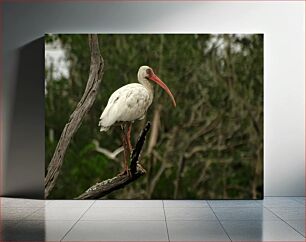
top-left (45, 34), bottom-right (263, 199)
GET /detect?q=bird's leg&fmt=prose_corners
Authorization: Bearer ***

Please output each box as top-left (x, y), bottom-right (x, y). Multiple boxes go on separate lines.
top-left (120, 124), bottom-right (128, 175)
top-left (126, 122), bottom-right (132, 152)
top-left (124, 122), bottom-right (132, 176)
top-left (119, 123), bottom-right (131, 176)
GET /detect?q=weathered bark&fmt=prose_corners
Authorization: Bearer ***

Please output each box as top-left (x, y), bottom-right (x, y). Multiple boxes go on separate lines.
top-left (45, 34), bottom-right (104, 198)
top-left (76, 122), bottom-right (151, 199)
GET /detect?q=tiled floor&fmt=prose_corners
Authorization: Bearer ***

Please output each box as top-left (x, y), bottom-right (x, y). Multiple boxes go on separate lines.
top-left (0, 197), bottom-right (304, 241)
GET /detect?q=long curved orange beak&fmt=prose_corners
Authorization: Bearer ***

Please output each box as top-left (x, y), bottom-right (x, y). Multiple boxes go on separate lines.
top-left (149, 74), bottom-right (176, 107)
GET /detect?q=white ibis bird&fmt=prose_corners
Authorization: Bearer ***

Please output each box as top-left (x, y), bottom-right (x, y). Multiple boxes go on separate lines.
top-left (99, 66), bottom-right (176, 175)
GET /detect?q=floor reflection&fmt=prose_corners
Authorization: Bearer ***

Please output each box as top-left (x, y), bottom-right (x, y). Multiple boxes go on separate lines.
top-left (0, 197), bottom-right (304, 241)
top-left (1, 219), bottom-right (45, 241)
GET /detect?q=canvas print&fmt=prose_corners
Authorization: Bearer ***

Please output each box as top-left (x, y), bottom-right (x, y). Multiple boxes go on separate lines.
top-left (45, 34), bottom-right (263, 199)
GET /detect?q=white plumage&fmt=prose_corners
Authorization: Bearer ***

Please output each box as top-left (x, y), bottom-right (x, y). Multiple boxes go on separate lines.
top-left (98, 65), bottom-right (176, 132)
top-left (99, 83), bottom-right (152, 131)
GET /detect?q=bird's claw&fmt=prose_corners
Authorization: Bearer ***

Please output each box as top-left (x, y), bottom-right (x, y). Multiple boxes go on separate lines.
top-left (119, 168), bottom-right (132, 177)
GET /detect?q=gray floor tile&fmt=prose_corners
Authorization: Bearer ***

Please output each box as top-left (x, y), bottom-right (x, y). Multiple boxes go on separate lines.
top-left (0, 220), bottom-right (20, 233)
top-left (62, 220), bottom-right (168, 241)
top-left (1, 220), bottom-right (75, 241)
top-left (82, 207), bottom-right (165, 220)
top-left (1, 198), bottom-right (46, 208)
top-left (92, 199), bottom-right (163, 208)
top-left (0, 220), bottom-right (45, 241)
top-left (208, 200), bottom-right (261, 207)
top-left (163, 200), bottom-right (209, 207)
top-left (26, 207), bottom-right (88, 220)
top-left (167, 220), bottom-right (230, 241)
top-left (221, 220), bottom-right (305, 241)
top-left (286, 220), bottom-right (305, 236)
top-left (0, 220), bottom-right (22, 240)
top-left (1, 197), bottom-right (304, 241)
top-left (46, 200), bottom-right (94, 208)
top-left (268, 207), bottom-right (305, 220)
top-left (213, 207), bottom-right (279, 220)
top-left (165, 207), bottom-right (217, 221)
top-left (262, 197), bottom-right (304, 207)
top-left (292, 197), bottom-right (305, 205)
top-left (46, 220), bottom-right (76, 240)
top-left (47, 220), bottom-right (76, 240)
top-left (0, 207), bottom-right (40, 220)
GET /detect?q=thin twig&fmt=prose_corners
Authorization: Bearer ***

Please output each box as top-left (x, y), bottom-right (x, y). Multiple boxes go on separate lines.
top-left (93, 140), bottom-right (123, 162)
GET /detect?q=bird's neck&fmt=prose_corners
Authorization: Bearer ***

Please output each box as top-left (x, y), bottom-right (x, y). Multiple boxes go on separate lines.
top-left (139, 78), bottom-right (154, 102)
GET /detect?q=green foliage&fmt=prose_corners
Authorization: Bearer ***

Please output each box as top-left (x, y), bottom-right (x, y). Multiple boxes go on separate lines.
top-left (45, 34), bottom-right (263, 199)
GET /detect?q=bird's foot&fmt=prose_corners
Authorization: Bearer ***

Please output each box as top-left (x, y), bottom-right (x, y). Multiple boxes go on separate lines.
top-left (119, 168), bottom-right (132, 177)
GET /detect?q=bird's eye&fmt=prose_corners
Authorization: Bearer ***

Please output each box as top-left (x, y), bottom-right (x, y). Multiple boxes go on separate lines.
top-left (146, 68), bottom-right (152, 75)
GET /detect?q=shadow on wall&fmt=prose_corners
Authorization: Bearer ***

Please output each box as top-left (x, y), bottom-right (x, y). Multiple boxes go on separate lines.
top-left (4, 38), bottom-right (45, 199)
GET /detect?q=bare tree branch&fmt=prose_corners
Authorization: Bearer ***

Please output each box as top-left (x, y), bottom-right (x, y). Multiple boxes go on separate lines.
top-left (147, 105), bottom-right (161, 154)
top-left (147, 150), bottom-right (172, 196)
top-left (188, 116), bottom-right (220, 145)
top-left (45, 34), bottom-right (104, 198)
top-left (76, 122), bottom-right (151, 199)
top-left (92, 140), bottom-right (123, 162)
top-left (173, 116), bottom-right (221, 199)
top-left (173, 154), bottom-right (185, 199)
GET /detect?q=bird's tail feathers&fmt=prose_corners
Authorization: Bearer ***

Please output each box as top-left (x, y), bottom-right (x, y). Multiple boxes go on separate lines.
top-left (99, 106), bottom-right (118, 132)
top-left (99, 126), bottom-right (110, 132)
top-left (98, 119), bottom-right (110, 132)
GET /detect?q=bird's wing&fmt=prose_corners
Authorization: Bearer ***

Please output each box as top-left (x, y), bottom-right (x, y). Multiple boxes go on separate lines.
top-left (99, 83), bottom-right (151, 131)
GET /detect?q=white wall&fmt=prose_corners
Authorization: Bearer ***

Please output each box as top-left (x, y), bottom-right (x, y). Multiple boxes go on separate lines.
top-left (2, 1), bottom-right (305, 197)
